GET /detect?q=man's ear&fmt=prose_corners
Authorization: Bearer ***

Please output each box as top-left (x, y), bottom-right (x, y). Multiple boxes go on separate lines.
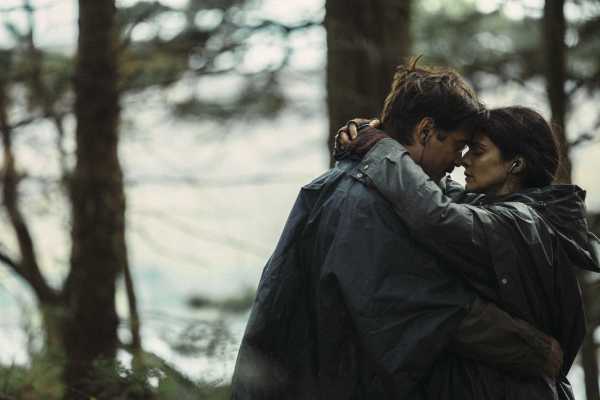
top-left (415, 117), bottom-right (435, 145)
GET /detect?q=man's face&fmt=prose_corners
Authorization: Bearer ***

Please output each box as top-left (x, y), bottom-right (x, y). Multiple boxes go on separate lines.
top-left (419, 129), bottom-right (470, 182)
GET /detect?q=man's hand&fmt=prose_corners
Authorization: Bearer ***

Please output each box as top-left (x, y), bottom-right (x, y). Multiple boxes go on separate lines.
top-left (453, 299), bottom-right (564, 379)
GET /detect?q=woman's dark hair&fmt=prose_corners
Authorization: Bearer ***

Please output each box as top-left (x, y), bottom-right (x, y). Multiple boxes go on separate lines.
top-left (482, 106), bottom-right (559, 188)
top-left (380, 56), bottom-right (483, 144)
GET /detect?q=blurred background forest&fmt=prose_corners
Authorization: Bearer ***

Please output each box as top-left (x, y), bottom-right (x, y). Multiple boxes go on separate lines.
top-left (0, 0), bottom-right (598, 399)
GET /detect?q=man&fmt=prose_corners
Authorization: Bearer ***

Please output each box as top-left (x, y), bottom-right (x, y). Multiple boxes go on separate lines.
top-left (231, 59), bottom-right (561, 399)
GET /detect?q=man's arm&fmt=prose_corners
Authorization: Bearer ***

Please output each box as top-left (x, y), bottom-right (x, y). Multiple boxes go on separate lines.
top-left (455, 298), bottom-right (562, 379)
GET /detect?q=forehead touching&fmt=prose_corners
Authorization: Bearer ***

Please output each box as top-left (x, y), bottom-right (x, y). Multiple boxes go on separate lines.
top-left (447, 129), bottom-right (471, 145)
top-left (470, 131), bottom-right (493, 148)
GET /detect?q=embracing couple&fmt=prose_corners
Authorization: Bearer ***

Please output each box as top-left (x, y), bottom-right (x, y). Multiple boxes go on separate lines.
top-left (231, 58), bottom-right (600, 399)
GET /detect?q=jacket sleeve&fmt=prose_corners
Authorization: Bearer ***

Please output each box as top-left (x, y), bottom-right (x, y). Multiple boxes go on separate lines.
top-left (454, 298), bottom-right (562, 378)
top-left (359, 138), bottom-right (515, 299)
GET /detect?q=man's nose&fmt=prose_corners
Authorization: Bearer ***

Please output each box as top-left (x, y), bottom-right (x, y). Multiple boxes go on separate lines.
top-left (454, 155), bottom-right (464, 168)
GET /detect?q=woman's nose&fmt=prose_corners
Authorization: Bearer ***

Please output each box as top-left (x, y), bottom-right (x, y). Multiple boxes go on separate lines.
top-left (458, 153), bottom-right (473, 168)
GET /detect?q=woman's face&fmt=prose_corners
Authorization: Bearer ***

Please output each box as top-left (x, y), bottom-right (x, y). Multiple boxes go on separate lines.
top-left (461, 133), bottom-right (515, 195)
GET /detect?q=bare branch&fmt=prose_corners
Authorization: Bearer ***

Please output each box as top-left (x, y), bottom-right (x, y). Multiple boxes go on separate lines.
top-left (239, 18), bottom-right (320, 33)
top-left (0, 248), bottom-right (18, 270)
top-left (119, 2), bottom-right (173, 51)
top-left (0, 4), bottom-right (29, 13)
top-left (570, 129), bottom-right (600, 148)
top-left (0, 82), bottom-right (60, 304)
top-left (122, 257), bottom-right (143, 370)
top-left (8, 115), bottom-right (43, 130)
top-left (0, 1), bottom-right (56, 14)
top-left (20, 1), bottom-right (73, 188)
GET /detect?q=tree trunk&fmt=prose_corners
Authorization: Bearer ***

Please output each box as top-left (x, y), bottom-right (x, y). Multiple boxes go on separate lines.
top-left (40, 302), bottom-right (66, 355)
top-left (63, 0), bottom-right (125, 398)
top-left (325, 0), bottom-right (412, 165)
top-left (543, 0), bottom-right (571, 183)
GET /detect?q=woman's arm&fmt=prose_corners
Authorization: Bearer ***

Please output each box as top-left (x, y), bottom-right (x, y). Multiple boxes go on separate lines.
top-left (358, 138), bottom-right (528, 293)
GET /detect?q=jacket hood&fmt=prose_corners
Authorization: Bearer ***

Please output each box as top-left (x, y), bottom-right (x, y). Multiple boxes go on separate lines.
top-left (505, 185), bottom-right (600, 272)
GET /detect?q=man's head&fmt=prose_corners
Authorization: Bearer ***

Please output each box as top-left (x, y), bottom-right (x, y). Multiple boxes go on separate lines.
top-left (380, 57), bottom-right (483, 181)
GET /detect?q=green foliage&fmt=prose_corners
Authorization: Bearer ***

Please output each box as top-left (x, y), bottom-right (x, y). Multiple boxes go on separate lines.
top-left (570, 13), bottom-right (600, 93)
top-left (414, 0), bottom-right (599, 94)
top-left (0, 353), bottom-right (231, 400)
top-left (172, 75), bottom-right (286, 121)
top-left (116, 0), bottom-right (298, 120)
top-left (120, 44), bottom-right (190, 92)
top-left (0, 0), bottom-right (298, 129)
top-left (117, 1), bottom-right (174, 31)
top-left (156, 380), bottom-right (230, 400)
top-left (414, 4), bottom-right (542, 86)
top-left (0, 354), bottom-right (63, 399)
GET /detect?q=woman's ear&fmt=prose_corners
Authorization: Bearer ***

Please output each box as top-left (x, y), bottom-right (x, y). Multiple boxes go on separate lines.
top-left (509, 157), bottom-right (526, 175)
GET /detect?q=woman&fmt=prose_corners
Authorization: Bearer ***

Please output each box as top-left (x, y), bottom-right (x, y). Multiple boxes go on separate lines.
top-left (338, 106), bottom-right (600, 399)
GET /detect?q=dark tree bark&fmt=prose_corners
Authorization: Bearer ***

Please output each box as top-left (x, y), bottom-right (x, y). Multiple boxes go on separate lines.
top-left (63, 0), bottom-right (126, 397)
top-left (325, 0), bottom-right (412, 165)
top-left (543, 0), bottom-right (571, 183)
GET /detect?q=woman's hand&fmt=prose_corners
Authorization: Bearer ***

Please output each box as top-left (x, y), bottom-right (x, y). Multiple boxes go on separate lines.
top-left (336, 118), bottom-right (376, 148)
top-left (335, 118), bottom-right (380, 149)
top-left (334, 118), bottom-right (388, 158)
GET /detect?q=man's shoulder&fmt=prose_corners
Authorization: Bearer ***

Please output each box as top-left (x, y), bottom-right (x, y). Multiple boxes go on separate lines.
top-left (299, 164), bottom-right (409, 244)
top-left (305, 162), bottom-right (397, 212)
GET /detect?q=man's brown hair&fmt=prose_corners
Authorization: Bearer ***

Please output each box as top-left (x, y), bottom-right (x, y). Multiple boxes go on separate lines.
top-left (380, 56), bottom-right (483, 144)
